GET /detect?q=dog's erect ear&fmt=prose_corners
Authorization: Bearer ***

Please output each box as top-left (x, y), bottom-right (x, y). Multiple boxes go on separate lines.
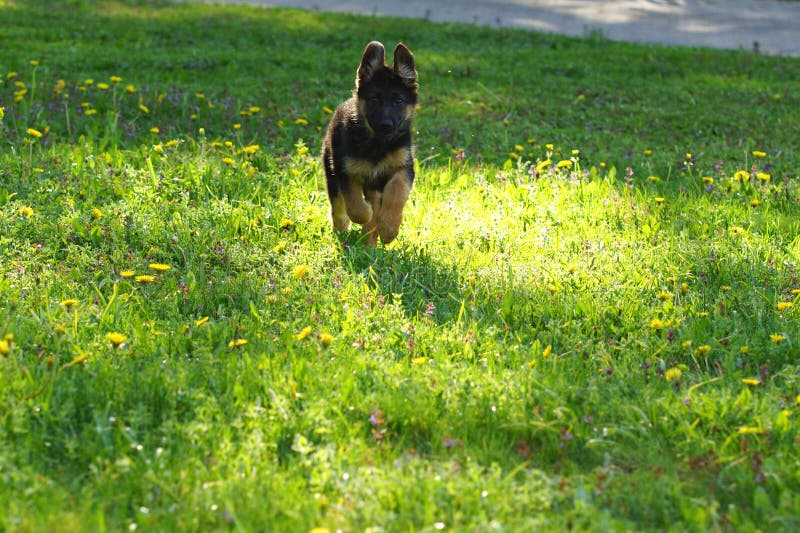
top-left (392, 43), bottom-right (417, 88)
top-left (357, 41), bottom-right (386, 87)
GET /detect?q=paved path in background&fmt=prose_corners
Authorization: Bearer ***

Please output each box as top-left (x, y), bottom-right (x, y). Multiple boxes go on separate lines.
top-left (211, 0), bottom-right (800, 56)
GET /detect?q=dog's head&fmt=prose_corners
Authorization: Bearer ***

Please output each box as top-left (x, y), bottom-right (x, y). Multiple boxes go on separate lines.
top-left (355, 41), bottom-right (418, 140)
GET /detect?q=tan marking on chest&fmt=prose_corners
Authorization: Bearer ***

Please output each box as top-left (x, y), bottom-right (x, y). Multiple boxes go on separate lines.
top-left (344, 147), bottom-right (410, 181)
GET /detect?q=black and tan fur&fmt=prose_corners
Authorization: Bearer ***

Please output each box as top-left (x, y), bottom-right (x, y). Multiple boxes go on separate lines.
top-left (322, 41), bottom-right (418, 246)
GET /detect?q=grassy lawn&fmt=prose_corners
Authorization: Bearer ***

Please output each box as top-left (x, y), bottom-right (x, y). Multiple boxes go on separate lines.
top-left (2, 0), bottom-right (800, 530)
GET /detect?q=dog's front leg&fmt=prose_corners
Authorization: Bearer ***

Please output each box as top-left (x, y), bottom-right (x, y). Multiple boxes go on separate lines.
top-left (377, 172), bottom-right (412, 244)
top-left (341, 180), bottom-right (373, 225)
top-left (361, 189), bottom-right (382, 246)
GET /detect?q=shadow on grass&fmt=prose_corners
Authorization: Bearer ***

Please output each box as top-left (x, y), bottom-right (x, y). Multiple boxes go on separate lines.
top-left (335, 231), bottom-right (465, 324)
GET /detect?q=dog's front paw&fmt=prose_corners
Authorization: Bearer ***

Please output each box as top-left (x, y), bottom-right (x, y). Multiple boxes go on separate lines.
top-left (377, 217), bottom-right (400, 244)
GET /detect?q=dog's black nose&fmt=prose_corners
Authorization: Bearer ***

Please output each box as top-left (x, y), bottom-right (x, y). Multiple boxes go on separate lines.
top-left (378, 120), bottom-right (393, 135)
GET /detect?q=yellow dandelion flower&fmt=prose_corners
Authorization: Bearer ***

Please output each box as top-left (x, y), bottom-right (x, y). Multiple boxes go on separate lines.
top-left (777, 302), bottom-right (793, 311)
top-left (681, 340), bottom-right (693, 349)
top-left (411, 356), bottom-right (427, 365)
top-left (323, 105), bottom-right (333, 114)
top-left (249, 106), bottom-right (261, 114)
top-left (770, 333), bottom-right (786, 343)
top-left (685, 153), bottom-right (692, 160)
top-left (697, 311), bottom-right (709, 318)
top-left (695, 344), bottom-right (712, 356)
top-left (650, 318), bottom-right (664, 330)
top-left (702, 176), bottom-right (714, 184)
top-left (734, 170), bottom-right (749, 180)
top-left (139, 104), bottom-right (149, 113)
top-left (730, 226), bottom-right (745, 236)
top-left (62, 353), bottom-right (89, 368)
top-left (513, 144), bottom-right (523, 152)
top-left (222, 157), bottom-right (235, 165)
top-left (750, 199), bottom-right (761, 207)
top-left (545, 143), bottom-right (554, 151)
top-left (557, 159), bottom-right (572, 169)
top-left (195, 316), bottom-right (209, 327)
top-left (279, 218), bottom-right (293, 230)
top-left (757, 172), bottom-right (771, 182)
top-left (0, 339), bottom-right (10, 356)
top-left (126, 84), bottom-right (136, 94)
top-left (752, 150), bottom-right (766, 158)
top-left (85, 109), bottom-right (97, 116)
top-left (243, 144), bottom-right (260, 155)
top-left (654, 197), bottom-right (665, 204)
top-left (272, 241), bottom-right (287, 253)
top-left (26, 128), bottom-right (42, 138)
top-left (658, 290), bottom-right (672, 301)
top-left (18, 206), bottom-right (34, 219)
top-left (233, 123), bottom-right (241, 130)
top-left (60, 299), bottom-right (79, 308)
top-left (292, 265), bottom-right (311, 279)
top-left (542, 344), bottom-right (552, 358)
top-left (153, 144), bottom-right (164, 154)
top-left (297, 145), bottom-right (309, 156)
top-left (294, 118), bottom-right (309, 125)
top-left (741, 345), bottom-right (749, 354)
top-left (91, 207), bottom-right (103, 219)
top-left (295, 326), bottom-right (312, 341)
top-left (6, 71), bottom-right (17, 80)
top-left (643, 149), bottom-right (653, 156)
top-left (106, 332), bottom-right (127, 347)
top-left (319, 333), bottom-right (335, 346)
top-left (742, 378), bottom-right (761, 386)
top-left (29, 59), bottom-right (39, 66)
top-left (150, 127), bottom-right (160, 134)
top-left (665, 367), bottom-right (682, 381)
top-left (109, 76), bottom-right (122, 84)
top-left (571, 149), bottom-right (580, 157)
top-left (228, 338), bottom-right (248, 348)
top-left (535, 159), bottom-right (552, 172)
top-left (135, 275), bottom-right (155, 283)
top-left (97, 82), bottom-right (110, 90)
top-left (148, 263), bottom-right (171, 272)
top-left (720, 285), bottom-right (731, 292)
top-left (647, 175), bottom-right (660, 182)
top-left (737, 426), bottom-right (763, 435)
top-left (0, 106), bottom-right (3, 120)
top-left (120, 270), bottom-right (135, 278)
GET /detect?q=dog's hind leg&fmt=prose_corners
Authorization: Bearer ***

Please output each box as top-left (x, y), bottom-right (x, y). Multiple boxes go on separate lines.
top-left (377, 172), bottom-right (412, 244)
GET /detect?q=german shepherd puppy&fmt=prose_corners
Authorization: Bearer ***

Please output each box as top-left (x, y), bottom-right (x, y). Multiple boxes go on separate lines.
top-left (322, 41), bottom-right (418, 246)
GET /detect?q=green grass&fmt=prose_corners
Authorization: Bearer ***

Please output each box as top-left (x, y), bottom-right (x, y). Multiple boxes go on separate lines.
top-left (2, 1), bottom-right (800, 531)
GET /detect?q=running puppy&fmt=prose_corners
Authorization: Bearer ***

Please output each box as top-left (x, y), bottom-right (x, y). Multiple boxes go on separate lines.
top-left (322, 41), bottom-right (418, 246)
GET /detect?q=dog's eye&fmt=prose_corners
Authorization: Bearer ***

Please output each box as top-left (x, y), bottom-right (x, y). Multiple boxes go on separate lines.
top-left (394, 96), bottom-right (405, 105)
